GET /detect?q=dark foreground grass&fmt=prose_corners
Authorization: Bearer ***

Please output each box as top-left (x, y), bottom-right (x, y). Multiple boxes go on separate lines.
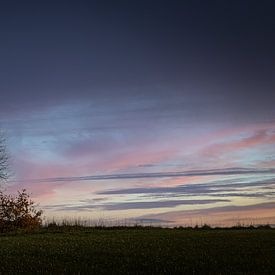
top-left (0, 228), bottom-right (275, 274)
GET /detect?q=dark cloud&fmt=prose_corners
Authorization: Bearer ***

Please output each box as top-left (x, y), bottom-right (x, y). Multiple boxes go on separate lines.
top-left (141, 191), bottom-right (275, 200)
top-left (11, 167), bottom-right (275, 183)
top-left (101, 199), bottom-right (230, 211)
top-left (98, 177), bottom-right (275, 196)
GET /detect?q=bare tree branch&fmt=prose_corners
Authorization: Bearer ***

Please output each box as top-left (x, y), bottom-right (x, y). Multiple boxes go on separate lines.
top-left (0, 132), bottom-right (9, 182)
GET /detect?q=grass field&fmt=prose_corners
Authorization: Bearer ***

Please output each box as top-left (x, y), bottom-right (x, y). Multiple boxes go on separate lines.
top-left (0, 227), bottom-right (275, 274)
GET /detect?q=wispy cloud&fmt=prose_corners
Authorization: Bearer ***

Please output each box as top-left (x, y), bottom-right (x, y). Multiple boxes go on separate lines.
top-left (129, 218), bottom-right (173, 224)
top-left (10, 167), bottom-right (275, 183)
top-left (137, 201), bottom-right (275, 226)
top-left (98, 177), bottom-right (275, 196)
top-left (200, 130), bottom-right (275, 163)
top-left (46, 198), bottom-right (229, 211)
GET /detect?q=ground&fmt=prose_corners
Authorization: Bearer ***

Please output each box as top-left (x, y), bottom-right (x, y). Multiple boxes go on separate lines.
top-left (0, 228), bottom-right (275, 274)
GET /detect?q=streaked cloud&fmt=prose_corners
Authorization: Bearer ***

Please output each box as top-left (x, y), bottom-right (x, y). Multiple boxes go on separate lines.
top-left (137, 201), bottom-right (275, 226)
top-left (98, 177), bottom-right (275, 196)
top-left (45, 198), bottom-right (229, 211)
top-left (10, 167), bottom-right (275, 183)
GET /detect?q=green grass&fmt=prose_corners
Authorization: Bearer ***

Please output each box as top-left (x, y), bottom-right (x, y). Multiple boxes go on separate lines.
top-left (1, 228), bottom-right (275, 274)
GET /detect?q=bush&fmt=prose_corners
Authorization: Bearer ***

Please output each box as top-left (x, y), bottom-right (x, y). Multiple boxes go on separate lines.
top-left (201, 224), bottom-right (212, 230)
top-left (0, 189), bottom-right (43, 232)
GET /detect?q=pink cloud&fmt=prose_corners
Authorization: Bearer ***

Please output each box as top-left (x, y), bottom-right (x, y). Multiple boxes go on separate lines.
top-left (9, 121), bottom-right (275, 207)
top-left (258, 160), bottom-right (275, 168)
top-left (201, 130), bottom-right (275, 158)
top-left (141, 203), bottom-right (275, 227)
top-left (7, 181), bottom-right (64, 203)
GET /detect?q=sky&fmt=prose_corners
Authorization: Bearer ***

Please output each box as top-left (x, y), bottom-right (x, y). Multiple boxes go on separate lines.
top-left (1, 0), bottom-right (275, 226)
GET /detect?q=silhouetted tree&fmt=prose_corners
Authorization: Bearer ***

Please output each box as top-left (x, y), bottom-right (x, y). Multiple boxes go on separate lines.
top-left (0, 132), bottom-right (43, 231)
top-left (0, 189), bottom-right (43, 231)
top-left (0, 133), bottom-right (8, 182)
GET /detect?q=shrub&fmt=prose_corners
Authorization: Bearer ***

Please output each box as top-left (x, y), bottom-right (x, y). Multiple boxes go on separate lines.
top-left (201, 224), bottom-right (212, 230)
top-left (0, 189), bottom-right (43, 232)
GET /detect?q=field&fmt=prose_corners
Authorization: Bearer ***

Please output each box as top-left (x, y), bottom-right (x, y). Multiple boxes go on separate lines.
top-left (0, 227), bottom-right (275, 274)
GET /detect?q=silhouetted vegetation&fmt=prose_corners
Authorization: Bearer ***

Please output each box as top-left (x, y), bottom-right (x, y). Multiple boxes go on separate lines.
top-left (41, 220), bottom-right (274, 231)
top-left (0, 189), bottom-right (43, 232)
top-left (0, 132), bottom-right (42, 232)
top-left (0, 133), bottom-right (8, 182)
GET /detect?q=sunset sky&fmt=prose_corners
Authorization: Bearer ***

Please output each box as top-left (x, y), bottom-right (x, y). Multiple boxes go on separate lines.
top-left (1, 0), bottom-right (275, 226)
